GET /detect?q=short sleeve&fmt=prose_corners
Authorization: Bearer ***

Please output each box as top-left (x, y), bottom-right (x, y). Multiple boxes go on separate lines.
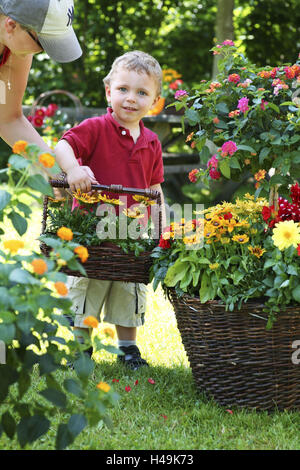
top-left (61, 118), bottom-right (100, 164)
top-left (150, 138), bottom-right (164, 185)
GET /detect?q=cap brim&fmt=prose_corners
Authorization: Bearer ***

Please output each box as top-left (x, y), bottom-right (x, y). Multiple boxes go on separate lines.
top-left (37, 28), bottom-right (82, 63)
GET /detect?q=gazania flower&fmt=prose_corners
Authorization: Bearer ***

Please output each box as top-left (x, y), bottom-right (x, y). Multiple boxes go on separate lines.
top-left (31, 258), bottom-right (48, 275)
top-left (97, 382), bottom-right (110, 393)
top-left (57, 226), bottom-right (73, 241)
top-left (73, 190), bottom-right (100, 204)
top-left (272, 220), bottom-right (300, 250)
top-left (38, 153), bottom-right (55, 168)
top-left (54, 281), bottom-right (68, 296)
top-left (98, 193), bottom-right (124, 205)
top-left (74, 246), bottom-right (89, 263)
top-left (132, 195), bottom-right (156, 206)
top-left (248, 246), bottom-right (266, 258)
top-left (123, 208), bottom-right (144, 219)
top-left (3, 239), bottom-right (24, 254)
top-left (232, 234), bottom-right (249, 244)
top-left (12, 140), bottom-right (28, 154)
top-left (83, 316), bottom-right (99, 328)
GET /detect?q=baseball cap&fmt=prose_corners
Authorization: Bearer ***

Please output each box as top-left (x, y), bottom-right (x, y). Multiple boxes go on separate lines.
top-left (0, 0), bottom-right (82, 63)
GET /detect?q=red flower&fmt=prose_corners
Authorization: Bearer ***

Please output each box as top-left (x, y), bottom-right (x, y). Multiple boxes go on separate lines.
top-left (112, 379), bottom-right (119, 383)
top-left (148, 378), bottom-right (155, 385)
top-left (169, 79), bottom-right (183, 90)
top-left (160, 414), bottom-right (167, 420)
top-left (290, 182), bottom-right (300, 205)
top-left (158, 236), bottom-right (171, 249)
top-left (125, 386), bottom-right (131, 392)
top-left (46, 103), bottom-right (58, 117)
top-left (297, 245), bottom-right (300, 256)
top-left (223, 212), bottom-right (233, 220)
top-left (32, 115), bottom-right (44, 127)
top-left (34, 108), bottom-right (46, 118)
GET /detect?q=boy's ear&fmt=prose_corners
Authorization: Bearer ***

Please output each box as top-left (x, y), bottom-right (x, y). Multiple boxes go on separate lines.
top-left (150, 95), bottom-right (161, 109)
top-left (105, 85), bottom-right (111, 103)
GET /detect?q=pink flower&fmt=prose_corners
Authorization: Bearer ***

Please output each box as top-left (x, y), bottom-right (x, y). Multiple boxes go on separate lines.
top-left (228, 73), bottom-right (240, 83)
top-left (237, 97), bottom-right (249, 113)
top-left (260, 99), bottom-right (268, 110)
top-left (207, 154), bottom-right (219, 169)
top-left (226, 409), bottom-right (234, 414)
top-left (221, 140), bottom-right (238, 156)
top-left (174, 89), bottom-right (188, 100)
top-left (222, 39), bottom-right (235, 46)
top-left (46, 103), bottom-right (58, 117)
top-left (209, 168), bottom-right (221, 180)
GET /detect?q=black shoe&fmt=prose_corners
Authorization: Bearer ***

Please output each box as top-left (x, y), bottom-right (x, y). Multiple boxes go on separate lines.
top-left (117, 345), bottom-right (149, 371)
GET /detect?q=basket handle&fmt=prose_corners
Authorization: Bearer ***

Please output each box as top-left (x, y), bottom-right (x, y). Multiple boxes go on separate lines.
top-left (42, 178), bottom-right (162, 239)
top-left (30, 89), bottom-right (83, 124)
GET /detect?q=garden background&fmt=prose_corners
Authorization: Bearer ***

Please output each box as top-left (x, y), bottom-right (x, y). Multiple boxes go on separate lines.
top-left (1, 0), bottom-right (300, 451)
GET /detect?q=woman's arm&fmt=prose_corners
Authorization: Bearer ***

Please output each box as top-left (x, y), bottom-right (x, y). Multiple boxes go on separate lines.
top-left (0, 53), bottom-right (51, 151)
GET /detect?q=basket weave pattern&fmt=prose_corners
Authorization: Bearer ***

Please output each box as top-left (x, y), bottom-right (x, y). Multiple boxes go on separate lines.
top-left (168, 288), bottom-right (300, 411)
top-left (41, 179), bottom-right (162, 284)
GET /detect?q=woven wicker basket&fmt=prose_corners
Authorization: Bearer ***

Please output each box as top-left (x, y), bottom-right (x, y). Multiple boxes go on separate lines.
top-left (167, 288), bottom-right (300, 411)
top-left (41, 179), bottom-right (162, 284)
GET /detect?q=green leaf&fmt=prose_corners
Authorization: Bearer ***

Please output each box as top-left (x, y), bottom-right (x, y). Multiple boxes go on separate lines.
top-left (38, 353), bottom-right (59, 374)
top-left (64, 378), bottom-right (85, 398)
top-left (9, 268), bottom-right (40, 285)
top-left (39, 236), bottom-right (62, 249)
top-left (219, 159), bottom-right (231, 178)
top-left (8, 154), bottom-right (30, 170)
top-left (0, 190), bottom-right (11, 211)
top-left (267, 102), bottom-right (280, 113)
top-left (292, 286), bottom-right (300, 303)
top-left (17, 415), bottom-right (50, 448)
top-left (2, 411), bottom-right (16, 439)
top-left (237, 144), bottom-right (256, 153)
top-left (40, 388), bottom-right (67, 408)
top-left (55, 423), bottom-right (74, 450)
top-left (67, 414), bottom-right (87, 438)
top-left (164, 260), bottom-right (190, 287)
top-left (7, 211), bottom-right (27, 236)
top-left (0, 323), bottom-right (16, 343)
top-left (259, 147), bottom-right (271, 164)
top-left (184, 108), bottom-right (199, 124)
top-left (27, 174), bottom-right (53, 196)
top-left (74, 352), bottom-right (95, 380)
top-left (199, 272), bottom-right (214, 303)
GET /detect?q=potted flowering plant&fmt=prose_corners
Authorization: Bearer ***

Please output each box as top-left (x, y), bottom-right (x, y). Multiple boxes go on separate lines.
top-left (151, 42), bottom-right (300, 410)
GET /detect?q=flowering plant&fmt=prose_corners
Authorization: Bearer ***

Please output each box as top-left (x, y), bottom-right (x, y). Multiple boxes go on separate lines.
top-left (161, 68), bottom-right (188, 101)
top-left (151, 42), bottom-right (300, 326)
top-left (183, 42), bottom-right (300, 199)
top-left (0, 141), bottom-right (119, 448)
top-left (44, 189), bottom-right (159, 257)
top-left (27, 103), bottom-right (71, 149)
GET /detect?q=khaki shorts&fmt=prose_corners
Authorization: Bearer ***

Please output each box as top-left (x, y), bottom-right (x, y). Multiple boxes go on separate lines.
top-left (66, 276), bottom-right (147, 328)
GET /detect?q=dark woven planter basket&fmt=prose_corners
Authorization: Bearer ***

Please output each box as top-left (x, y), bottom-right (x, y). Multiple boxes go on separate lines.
top-left (167, 288), bottom-right (300, 411)
top-left (41, 179), bottom-right (162, 284)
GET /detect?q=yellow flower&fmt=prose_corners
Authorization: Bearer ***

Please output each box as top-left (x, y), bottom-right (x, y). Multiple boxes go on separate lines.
top-left (132, 195), bottom-right (156, 206)
top-left (123, 208), bottom-right (145, 219)
top-left (31, 258), bottom-right (48, 275)
top-left (12, 140), bottom-right (28, 154)
top-left (3, 240), bottom-right (24, 254)
top-left (209, 263), bottom-right (219, 270)
top-left (98, 193), bottom-right (124, 205)
top-left (57, 226), bottom-right (73, 241)
top-left (97, 382), bottom-right (111, 393)
top-left (74, 246), bottom-right (89, 263)
top-left (73, 190), bottom-right (100, 204)
top-left (272, 220), bottom-right (300, 250)
top-left (38, 153), bottom-right (55, 168)
top-left (248, 246), bottom-right (266, 258)
top-left (232, 234), bottom-right (249, 244)
top-left (83, 316), bottom-right (99, 328)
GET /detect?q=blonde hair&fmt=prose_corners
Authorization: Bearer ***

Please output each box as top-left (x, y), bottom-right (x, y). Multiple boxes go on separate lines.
top-left (103, 50), bottom-right (162, 96)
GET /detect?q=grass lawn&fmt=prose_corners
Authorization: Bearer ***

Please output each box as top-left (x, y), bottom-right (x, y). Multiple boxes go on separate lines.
top-left (1, 202), bottom-right (300, 450)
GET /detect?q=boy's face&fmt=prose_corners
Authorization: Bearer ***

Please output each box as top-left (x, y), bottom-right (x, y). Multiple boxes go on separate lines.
top-left (105, 67), bottom-right (160, 129)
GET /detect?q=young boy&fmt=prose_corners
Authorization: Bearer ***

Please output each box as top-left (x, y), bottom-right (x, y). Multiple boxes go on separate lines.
top-left (55, 50), bottom-right (166, 370)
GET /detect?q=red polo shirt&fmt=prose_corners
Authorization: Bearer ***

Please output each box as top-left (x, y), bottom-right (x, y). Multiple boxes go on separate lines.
top-left (62, 108), bottom-right (164, 191)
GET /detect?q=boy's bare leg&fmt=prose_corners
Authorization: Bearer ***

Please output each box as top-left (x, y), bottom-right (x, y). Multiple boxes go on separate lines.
top-left (115, 325), bottom-right (136, 341)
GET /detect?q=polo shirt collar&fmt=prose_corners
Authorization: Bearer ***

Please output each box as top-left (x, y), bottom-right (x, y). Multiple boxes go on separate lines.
top-left (105, 107), bottom-right (155, 145)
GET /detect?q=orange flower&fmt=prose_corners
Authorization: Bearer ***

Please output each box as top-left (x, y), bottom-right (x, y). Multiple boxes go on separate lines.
top-left (31, 258), bottom-right (48, 275)
top-left (83, 316), bottom-right (99, 328)
top-left (12, 140), bottom-right (28, 154)
top-left (57, 226), bottom-right (73, 241)
top-left (102, 327), bottom-right (115, 339)
top-left (54, 281), bottom-right (68, 296)
top-left (97, 382), bottom-right (110, 393)
top-left (254, 169), bottom-right (266, 181)
top-left (74, 246), bottom-right (89, 263)
top-left (3, 240), bottom-right (24, 254)
top-left (38, 153), bottom-right (55, 168)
